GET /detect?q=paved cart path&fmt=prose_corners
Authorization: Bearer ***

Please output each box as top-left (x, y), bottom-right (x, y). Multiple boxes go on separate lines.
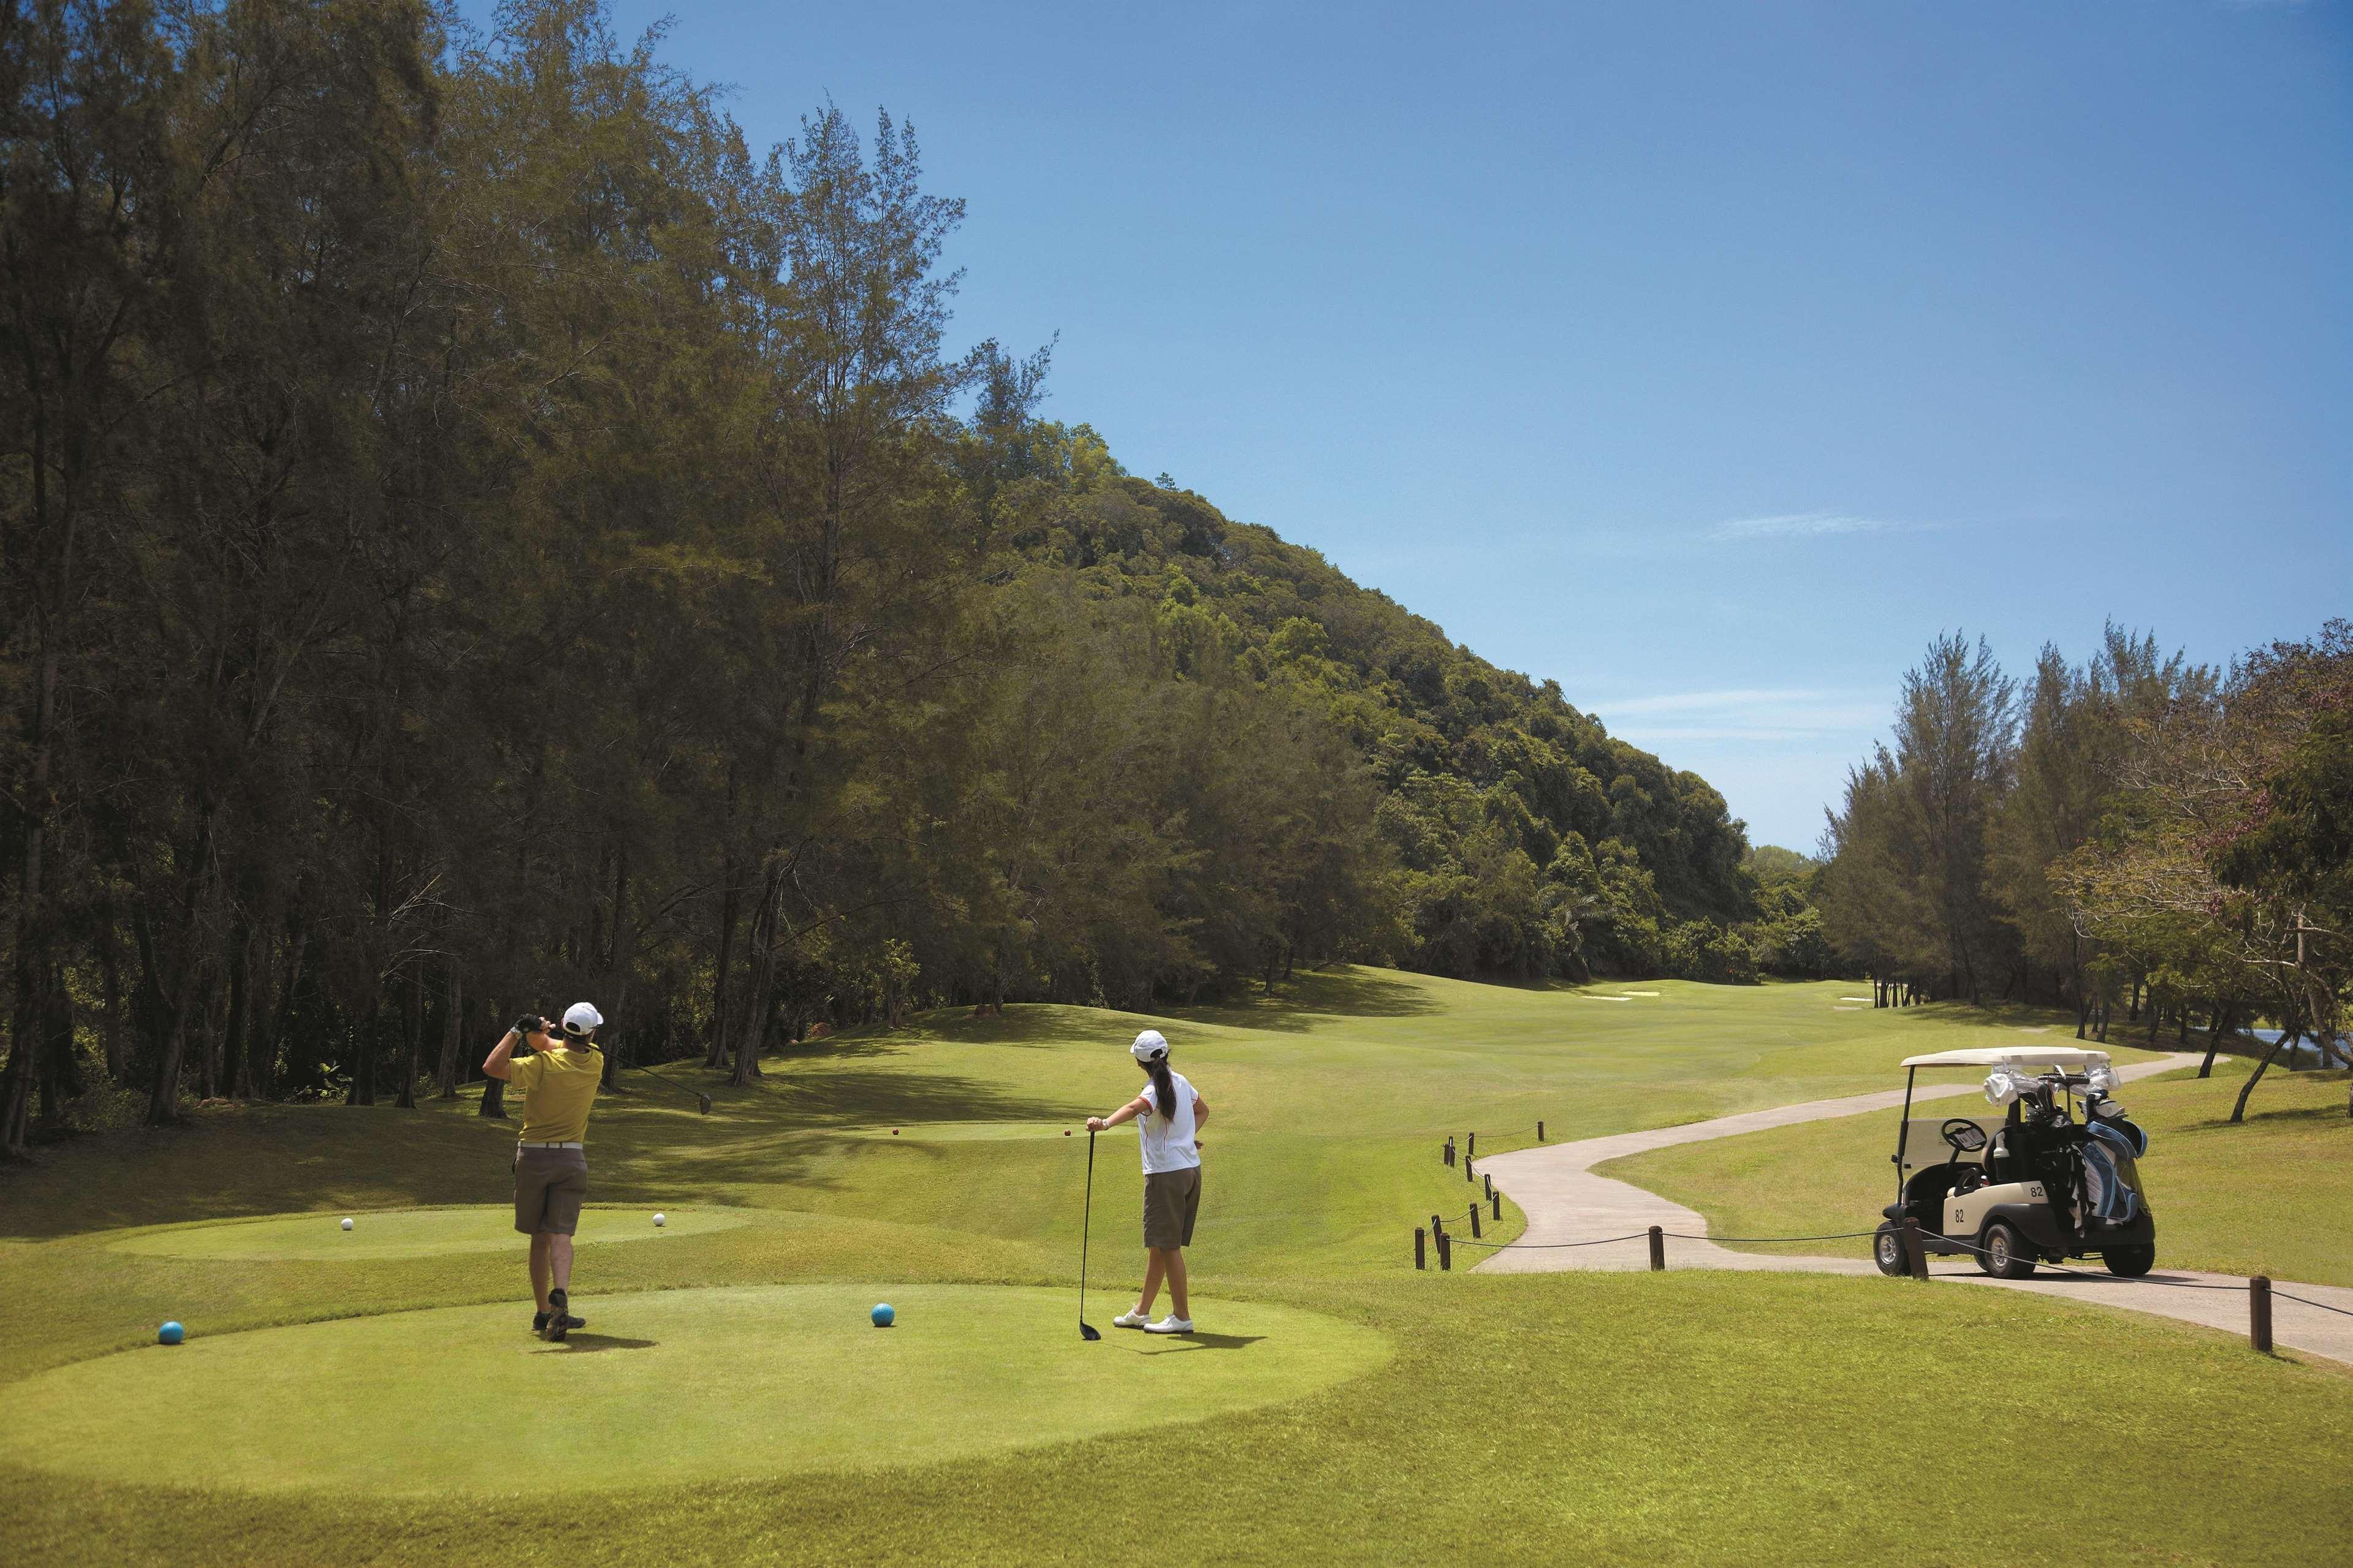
top-left (1473, 1053), bottom-right (2353, 1365)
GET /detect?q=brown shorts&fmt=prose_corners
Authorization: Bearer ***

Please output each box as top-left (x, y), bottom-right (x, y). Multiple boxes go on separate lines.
top-left (1142, 1166), bottom-right (1201, 1249)
top-left (513, 1146), bottom-right (588, 1235)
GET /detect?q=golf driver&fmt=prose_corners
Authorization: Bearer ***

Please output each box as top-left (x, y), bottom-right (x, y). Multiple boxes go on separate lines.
top-left (1078, 1127), bottom-right (1101, 1341)
top-left (625, 1058), bottom-right (712, 1115)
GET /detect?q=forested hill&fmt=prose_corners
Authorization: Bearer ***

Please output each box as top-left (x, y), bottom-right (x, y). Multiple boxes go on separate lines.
top-left (1000, 430), bottom-right (1756, 979)
top-left (1, 0), bottom-right (1786, 1148)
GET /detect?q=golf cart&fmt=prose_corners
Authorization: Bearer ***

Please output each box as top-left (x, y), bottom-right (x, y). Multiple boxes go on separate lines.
top-left (1872, 1047), bottom-right (2155, 1281)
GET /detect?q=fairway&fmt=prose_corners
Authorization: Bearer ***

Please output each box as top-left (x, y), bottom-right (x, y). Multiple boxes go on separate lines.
top-left (108, 1204), bottom-right (753, 1262)
top-left (0, 1284), bottom-right (1386, 1494)
top-left (7, 972), bottom-right (2352, 1567)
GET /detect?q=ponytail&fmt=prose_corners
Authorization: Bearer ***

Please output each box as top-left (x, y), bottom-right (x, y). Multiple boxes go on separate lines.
top-left (1146, 1055), bottom-right (1176, 1122)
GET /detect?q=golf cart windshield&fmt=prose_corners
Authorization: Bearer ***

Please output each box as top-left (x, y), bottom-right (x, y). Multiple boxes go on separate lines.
top-left (1899, 1117), bottom-right (1999, 1173)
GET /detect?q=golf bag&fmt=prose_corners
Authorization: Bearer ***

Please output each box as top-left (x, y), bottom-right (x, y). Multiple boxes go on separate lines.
top-left (2078, 1115), bottom-right (2149, 1227)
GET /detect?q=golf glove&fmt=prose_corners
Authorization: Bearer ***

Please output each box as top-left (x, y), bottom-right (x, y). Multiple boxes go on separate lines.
top-left (514, 1015), bottom-right (542, 1036)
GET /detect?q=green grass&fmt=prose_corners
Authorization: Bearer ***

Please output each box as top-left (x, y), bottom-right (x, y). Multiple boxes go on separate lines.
top-left (0, 1282), bottom-right (1386, 1493)
top-left (4, 971), bottom-right (2350, 1567)
top-left (1609, 1054), bottom-right (2353, 1288)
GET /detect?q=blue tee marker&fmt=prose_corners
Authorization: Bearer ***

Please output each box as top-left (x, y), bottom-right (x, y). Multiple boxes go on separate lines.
top-left (158, 1321), bottom-right (185, 1345)
top-left (870, 1303), bottom-right (895, 1328)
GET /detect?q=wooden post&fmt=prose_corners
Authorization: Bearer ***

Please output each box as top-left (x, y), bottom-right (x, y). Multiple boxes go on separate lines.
top-left (1469, 1203), bottom-right (1482, 1239)
top-left (1443, 1136), bottom-right (1454, 1167)
top-left (1467, 1132), bottom-right (1476, 1159)
top-left (1902, 1218), bottom-right (1929, 1281)
top-left (1648, 1225), bottom-right (1665, 1271)
top-left (1483, 1172), bottom-right (1494, 1201)
top-left (1437, 1230), bottom-right (1451, 1271)
top-left (1415, 1227), bottom-right (1426, 1271)
top-left (1491, 1191), bottom-right (1502, 1221)
top-left (2251, 1276), bottom-right (2273, 1354)
top-left (1537, 1120), bottom-right (1544, 1142)
top-left (1465, 1156), bottom-right (1475, 1184)
top-left (1431, 1212), bottom-right (1443, 1239)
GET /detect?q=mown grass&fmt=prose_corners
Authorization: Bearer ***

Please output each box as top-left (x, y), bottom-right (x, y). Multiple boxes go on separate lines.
top-left (1610, 1053), bottom-right (2353, 1288)
top-left (4, 971), bottom-right (2349, 1567)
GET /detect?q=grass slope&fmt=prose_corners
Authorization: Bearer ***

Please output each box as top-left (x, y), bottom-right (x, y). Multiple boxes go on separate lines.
top-left (1610, 1051), bottom-right (2353, 1288)
top-left (4, 972), bottom-right (2349, 1567)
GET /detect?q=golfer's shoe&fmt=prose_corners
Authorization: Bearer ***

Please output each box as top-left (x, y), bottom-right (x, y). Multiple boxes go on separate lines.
top-left (532, 1309), bottom-right (587, 1336)
top-left (542, 1289), bottom-right (576, 1343)
top-left (1112, 1311), bottom-right (1152, 1329)
top-left (1142, 1316), bottom-right (1193, 1335)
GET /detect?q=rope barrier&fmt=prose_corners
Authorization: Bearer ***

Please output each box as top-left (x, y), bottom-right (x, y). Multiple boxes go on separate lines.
top-left (1445, 1231), bottom-right (1653, 1251)
top-left (2270, 1289), bottom-right (2353, 1320)
top-left (1660, 1229), bottom-right (1881, 1243)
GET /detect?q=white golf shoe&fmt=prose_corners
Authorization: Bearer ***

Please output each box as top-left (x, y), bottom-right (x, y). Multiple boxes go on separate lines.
top-left (1112, 1310), bottom-right (1151, 1329)
top-left (1142, 1316), bottom-right (1193, 1335)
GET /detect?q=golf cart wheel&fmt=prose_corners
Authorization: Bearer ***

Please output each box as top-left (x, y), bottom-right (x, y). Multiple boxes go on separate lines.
top-left (1980, 1222), bottom-right (2036, 1280)
top-left (1871, 1222), bottom-right (1907, 1277)
top-left (2104, 1244), bottom-right (2155, 1278)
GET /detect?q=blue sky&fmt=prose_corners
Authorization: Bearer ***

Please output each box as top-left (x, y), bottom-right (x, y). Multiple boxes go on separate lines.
top-left (473, 1), bottom-right (2351, 849)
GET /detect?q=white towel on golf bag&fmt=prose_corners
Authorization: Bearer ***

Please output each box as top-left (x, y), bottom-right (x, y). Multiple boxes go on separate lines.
top-left (1983, 1067), bottom-right (2035, 1107)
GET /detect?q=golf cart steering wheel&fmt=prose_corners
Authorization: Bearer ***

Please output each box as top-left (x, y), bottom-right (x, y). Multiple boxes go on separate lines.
top-left (1941, 1118), bottom-right (1987, 1156)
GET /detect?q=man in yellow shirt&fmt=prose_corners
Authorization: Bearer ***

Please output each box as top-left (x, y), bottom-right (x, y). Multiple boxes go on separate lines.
top-left (484, 1002), bottom-right (606, 1341)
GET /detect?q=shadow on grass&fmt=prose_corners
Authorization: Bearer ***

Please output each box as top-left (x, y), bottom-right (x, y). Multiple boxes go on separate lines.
top-left (1152, 1332), bottom-right (1266, 1352)
top-left (0, 1056), bottom-right (1082, 1240)
top-left (532, 1334), bottom-right (658, 1354)
top-left (1162, 966), bottom-right (1444, 1035)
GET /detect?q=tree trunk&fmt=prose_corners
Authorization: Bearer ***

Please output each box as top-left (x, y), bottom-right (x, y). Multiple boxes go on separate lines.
top-left (435, 959), bottom-right (463, 1099)
top-left (351, 1013), bottom-right (378, 1107)
top-left (256, 917), bottom-right (307, 1103)
top-left (36, 963), bottom-right (77, 1127)
top-left (709, 873), bottom-right (740, 1070)
top-left (2230, 1026), bottom-right (2297, 1124)
top-left (142, 819), bottom-right (220, 1127)
top-left (97, 921), bottom-right (127, 1084)
top-left (2197, 1002), bottom-right (2237, 1078)
top-left (224, 919), bottom-right (254, 1098)
top-left (396, 968), bottom-right (422, 1109)
top-left (603, 845), bottom-right (629, 1090)
top-left (730, 860), bottom-right (784, 1086)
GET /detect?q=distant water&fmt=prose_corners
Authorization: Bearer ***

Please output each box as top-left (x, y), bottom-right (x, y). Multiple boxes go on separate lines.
top-left (2246, 1027), bottom-right (2346, 1067)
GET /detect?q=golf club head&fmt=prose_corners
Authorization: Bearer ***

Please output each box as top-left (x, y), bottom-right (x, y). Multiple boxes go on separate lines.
top-left (697, 1094), bottom-right (712, 1116)
top-left (1080, 1322), bottom-right (1101, 1341)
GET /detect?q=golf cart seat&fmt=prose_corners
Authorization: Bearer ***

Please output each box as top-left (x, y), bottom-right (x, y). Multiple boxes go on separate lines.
top-left (1885, 1161), bottom-right (1983, 1230)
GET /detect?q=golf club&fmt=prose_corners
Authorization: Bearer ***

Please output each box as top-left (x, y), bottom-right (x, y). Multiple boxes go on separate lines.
top-left (1078, 1127), bottom-right (1101, 1341)
top-left (626, 1058), bottom-right (712, 1115)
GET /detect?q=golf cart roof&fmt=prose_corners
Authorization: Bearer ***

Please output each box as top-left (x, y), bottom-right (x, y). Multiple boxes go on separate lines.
top-left (1899, 1047), bottom-right (2113, 1070)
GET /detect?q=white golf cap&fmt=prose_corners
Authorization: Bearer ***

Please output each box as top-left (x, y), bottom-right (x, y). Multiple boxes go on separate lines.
top-left (1130, 1029), bottom-right (1168, 1062)
top-left (562, 1001), bottom-right (604, 1036)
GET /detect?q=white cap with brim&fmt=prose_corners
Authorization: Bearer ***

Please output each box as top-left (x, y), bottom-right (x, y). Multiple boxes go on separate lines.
top-left (563, 1002), bottom-right (604, 1036)
top-left (1130, 1029), bottom-right (1168, 1062)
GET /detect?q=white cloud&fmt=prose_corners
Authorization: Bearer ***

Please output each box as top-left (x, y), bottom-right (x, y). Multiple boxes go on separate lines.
top-left (1705, 512), bottom-right (1928, 543)
top-left (1590, 687), bottom-right (1885, 741)
top-left (1592, 687), bottom-right (1836, 717)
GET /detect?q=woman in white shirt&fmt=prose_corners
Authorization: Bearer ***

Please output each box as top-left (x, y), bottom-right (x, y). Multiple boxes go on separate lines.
top-left (1086, 1029), bottom-right (1207, 1335)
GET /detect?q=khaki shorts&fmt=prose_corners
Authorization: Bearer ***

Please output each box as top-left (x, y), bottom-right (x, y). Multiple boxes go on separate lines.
top-left (514, 1146), bottom-right (588, 1235)
top-left (1142, 1166), bottom-right (1201, 1250)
